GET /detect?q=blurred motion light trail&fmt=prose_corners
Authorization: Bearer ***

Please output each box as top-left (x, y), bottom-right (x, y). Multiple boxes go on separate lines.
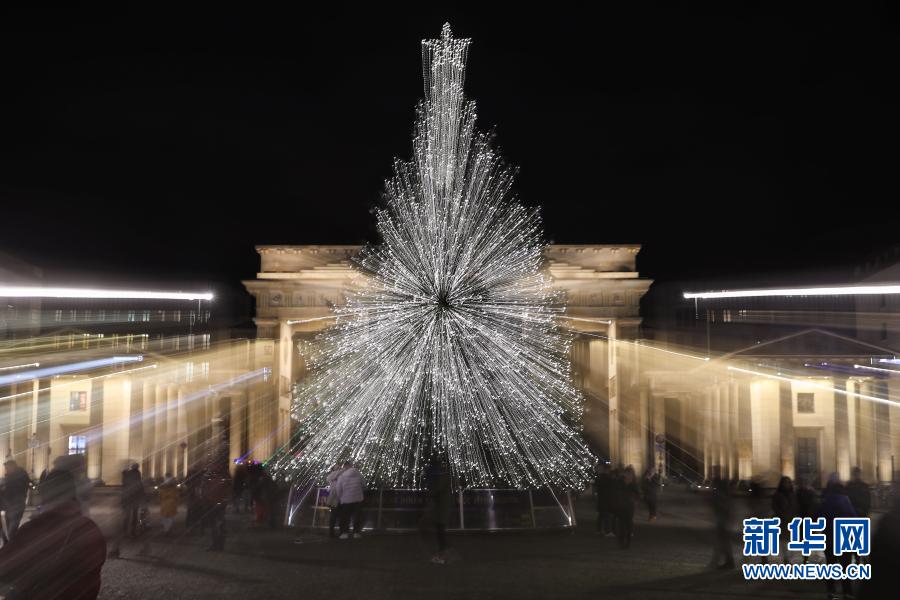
top-left (0, 355), bottom-right (143, 385)
top-left (684, 283), bottom-right (900, 299)
top-left (0, 285), bottom-right (214, 300)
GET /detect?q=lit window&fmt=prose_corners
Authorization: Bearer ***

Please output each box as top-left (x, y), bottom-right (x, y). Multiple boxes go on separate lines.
top-left (98, 309), bottom-right (106, 321)
top-left (69, 310), bottom-right (77, 321)
top-left (204, 311), bottom-right (211, 322)
top-left (68, 435), bottom-right (87, 455)
top-left (142, 310), bottom-right (150, 322)
top-left (173, 310), bottom-right (181, 322)
top-left (159, 310), bottom-right (166, 322)
top-left (188, 334), bottom-right (195, 350)
top-left (69, 391), bottom-right (88, 411)
top-left (203, 334), bottom-right (211, 349)
top-left (189, 310), bottom-right (196, 325)
top-left (127, 310), bottom-right (136, 322)
top-left (55, 310), bottom-right (62, 322)
top-left (797, 393), bottom-right (815, 414)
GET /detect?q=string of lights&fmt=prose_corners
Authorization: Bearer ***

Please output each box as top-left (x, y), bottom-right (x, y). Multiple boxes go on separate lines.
top-left (269, 24), bottom-right (594, 490)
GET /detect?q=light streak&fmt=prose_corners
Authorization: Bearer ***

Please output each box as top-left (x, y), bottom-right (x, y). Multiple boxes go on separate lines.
top-left (270, 24), bottom-right (594, 490)
top-left (853, 364), bottom-right (900, 375)
top-left (727, 366), bottom-right (900, 408)
top-left (0, 362), bottom-right (40, 371)
top-left (0, 355), bottom-right (143, 385)
top-left (684, 284), bottom-right (900, 300)
top-left (0, 285), bottom-right (213, 301)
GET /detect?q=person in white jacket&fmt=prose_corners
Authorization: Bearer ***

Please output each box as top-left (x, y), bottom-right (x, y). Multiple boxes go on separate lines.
top-left (325, 464), bottom-right (345, 538)
top-left (334, 461), bottom-right (365, 539)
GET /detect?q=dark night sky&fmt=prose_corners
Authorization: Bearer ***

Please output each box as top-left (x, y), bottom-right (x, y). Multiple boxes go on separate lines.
top-left (0, 6), bottom-right (896, 313)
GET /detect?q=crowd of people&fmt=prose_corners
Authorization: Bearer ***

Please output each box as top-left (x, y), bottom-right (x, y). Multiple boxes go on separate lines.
top-left (0, 452), bottom-right (897, 598)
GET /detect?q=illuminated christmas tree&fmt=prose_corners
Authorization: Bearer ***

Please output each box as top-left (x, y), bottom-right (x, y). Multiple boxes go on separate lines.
top-left (271, 24), bottom-right (594, 489)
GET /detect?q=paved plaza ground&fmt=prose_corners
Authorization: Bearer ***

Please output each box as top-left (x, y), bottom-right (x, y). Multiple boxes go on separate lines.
top-left (50, 488), bottom-right (881, 600)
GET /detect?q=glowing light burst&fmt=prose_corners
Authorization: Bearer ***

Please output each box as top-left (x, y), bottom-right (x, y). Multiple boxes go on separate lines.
top-left (271, 24), bottom-right (594, 489)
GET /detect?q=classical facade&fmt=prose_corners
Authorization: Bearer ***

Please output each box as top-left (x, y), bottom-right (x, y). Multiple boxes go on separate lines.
top-left (242, 244), bottom-right (653, 470)
top-left (1, 339), bottom-right (275, 484)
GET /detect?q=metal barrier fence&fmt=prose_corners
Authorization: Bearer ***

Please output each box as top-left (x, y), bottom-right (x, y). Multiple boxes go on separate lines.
top-left (292, 487), bottom-right (576, 531)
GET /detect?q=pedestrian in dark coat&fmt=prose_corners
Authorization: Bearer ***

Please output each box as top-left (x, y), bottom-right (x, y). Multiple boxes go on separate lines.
top-left (771, 476), bottom-right (797, 561)
top-left (1, 459), bottom-right (31, 538)
top-left (641, 467), bottom-right (660, 521)
top-left (120, 463), bottom-right (143, 537)
top-left (815, 474), bottom-right (857, 599)
top-left (0, 469), bottom-right (106, 600)
top-left (613, 466), bottom-right (640, 549)
top-left (593, 462), bottom-right (614, 535)
top-left (708, 476), bottom-right (735, 570)
top-left (845, 466), bottom-right (871, 518)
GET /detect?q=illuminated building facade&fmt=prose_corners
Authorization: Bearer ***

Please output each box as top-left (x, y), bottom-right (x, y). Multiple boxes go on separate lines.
top-left (0, 340), bottom-right (274, 484)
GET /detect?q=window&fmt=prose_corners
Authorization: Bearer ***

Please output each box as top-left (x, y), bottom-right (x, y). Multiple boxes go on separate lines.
top-left (189, 310), bottom-right (196, 325)
top-left (69, 391), bottom-right (88, 411)
top-left (142, 310), bottom-right (150, 322)
top-left (127, 310), bottom-right (136, 322)
top-left (68, 435), bottom-right (87, 455)
top-left (797, 393), bottom-right (815, 414)
top-left (69, 310), bottom-right (77, 321)
top-left (83, 309), bottom-right (91, 321)
top-left (173, 310), bottom-right (181, 322)
top-left (98, 309), bottom-right (106, 321)
top-left (55, 310), bottom-right (62, 322)
top-left (159, 310), bottom-right (166, 322)
top-left (202, 334), bottom-right (211, 349)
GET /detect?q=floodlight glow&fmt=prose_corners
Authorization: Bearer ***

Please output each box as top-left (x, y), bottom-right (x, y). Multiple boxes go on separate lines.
top-left (0, 362), bottom-right (40, 371)
top-left (0, 285), bottom-right (214, 301)
top-left (0, 355), bottom-right (144, 385)
top-left (728, 365), bottom-right (900, 408)
top-left (853, 364), bottom-right (900, 375)
top-left (684, 284), bottom-right (900, 300)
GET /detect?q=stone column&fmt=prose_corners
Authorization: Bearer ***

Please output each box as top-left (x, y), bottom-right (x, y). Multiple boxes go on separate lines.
top-left (128, 379), bottom-right (144, 470)
top-left (650, 392), bottom-right (666, 477)
top-left (856, 381), bottom-right (877, 482)
top-left (873, 380), bottom-right (892, 483)
top-left (607, 321), bottom-right (619, 465)
top-left (34, 378), bottom-right (52, 478)
top-left (154, 384), bottom-right (168, 478)
top-left (87, 379), bottom-right (105, 480)
top-left (737, 380), bottom-right (753, 480)
top-left (165, 384), bottom-right (178, 477)
top-left (779, 380), bottom-right (795, 479)
top-left (0, 384), bottom-right (12, 460)
top-left (833, 377), bottom-right (851, 481)
top-left (141, 381), bottom-right (156, 477)
top-left (176, 386), bottom-right (189, 479)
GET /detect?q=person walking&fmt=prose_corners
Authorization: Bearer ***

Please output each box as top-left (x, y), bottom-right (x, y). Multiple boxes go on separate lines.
top-left (771, 476), bottom-right (797, 562)
top-left (202, 467), bottom-right (231, 551)
top-left (815, 474), bottom-right (856, 600)
top-left (641, 467), bottom-right (660, 522)
top-left (421, 459), bottom-right (452, 564)
top-left (0, 468), bottom-right (106, 600)
top-left (708, 476), bottom-right (736, 570)
top-left (232, 461), bottom-right (247, 514)
top-left (158, 473), bottom-right (179, 535)
top-left (0, 459), bottom-right (31, 538)
top-left (335, 460), bottom-right (365, 539)
top-left (845, 466), bottom-right (871, 518)
top-left (325, 463), bottom-right (346, 538)
top-left (120, 463), bottom-right (143, 538)
top-left (613, 466), bottom-right (640, 549)
top-left (593, 462), bottom-right (614, 535)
